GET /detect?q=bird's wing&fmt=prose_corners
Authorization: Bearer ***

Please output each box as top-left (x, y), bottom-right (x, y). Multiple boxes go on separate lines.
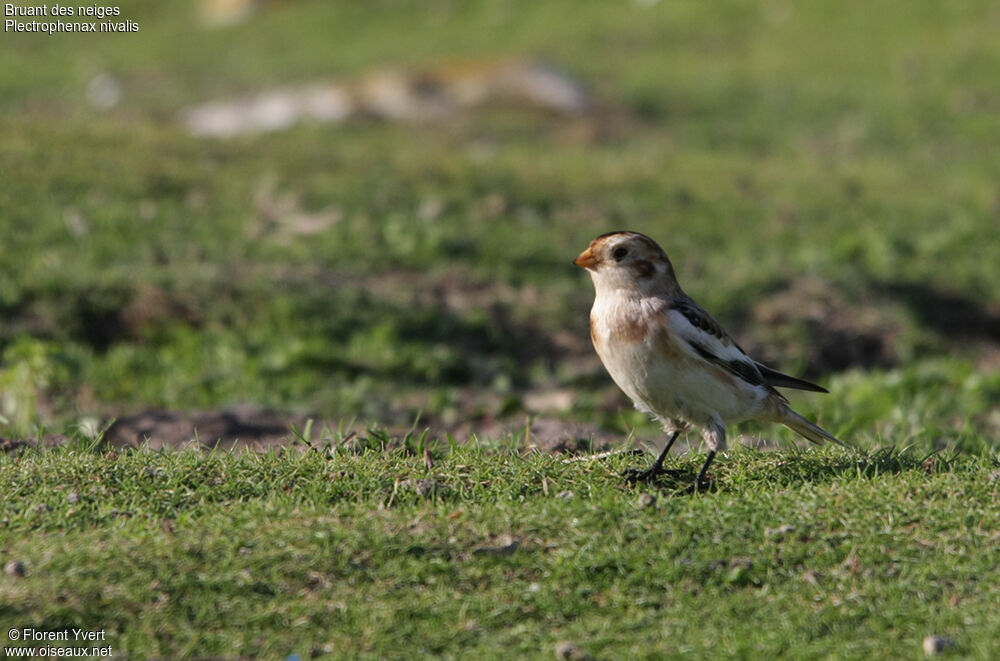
top-left (667, 298), bottom-right (771, 390)
top-left (668, 297), bottom-right (829, 394)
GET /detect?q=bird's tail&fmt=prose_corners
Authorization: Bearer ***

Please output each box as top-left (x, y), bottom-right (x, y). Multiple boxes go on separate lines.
top-left (780, 409), bottom-right (848, 448)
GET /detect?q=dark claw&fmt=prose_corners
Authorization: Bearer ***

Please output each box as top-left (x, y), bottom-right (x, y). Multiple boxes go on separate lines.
top-left (622, 466), bottom-right (658, 484)
top-left (677, 477), bottom-right (713, 495)
top-left (622, 466), bottom-right (685, 484)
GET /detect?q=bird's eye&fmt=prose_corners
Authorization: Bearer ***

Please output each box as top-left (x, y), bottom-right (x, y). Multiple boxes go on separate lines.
top-left (612, 247), bottom-right (628, 261)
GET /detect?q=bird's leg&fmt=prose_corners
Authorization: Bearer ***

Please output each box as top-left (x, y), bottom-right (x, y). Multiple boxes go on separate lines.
top-left (623, 430), bottom-right (681, 483)
top-left (675, 451), bottom-right (717, 495)
top-left (682, 422), bottom-right (724, 493)
top-left (692, 451), bottom-right (716, 490)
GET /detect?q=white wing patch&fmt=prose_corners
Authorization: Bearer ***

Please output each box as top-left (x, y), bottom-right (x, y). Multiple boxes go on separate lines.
top-left (666, 303), bottom-right (770, 389)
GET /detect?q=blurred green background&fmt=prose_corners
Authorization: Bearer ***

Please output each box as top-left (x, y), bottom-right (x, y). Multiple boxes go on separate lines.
top-left (1, 0), bottom-right (998, 448)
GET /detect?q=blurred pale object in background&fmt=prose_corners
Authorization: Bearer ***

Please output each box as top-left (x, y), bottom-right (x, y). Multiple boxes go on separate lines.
top-left (85, 73), bottom-right (123, 110)
top-left (183, 85), bottom-right (354, 138)
top-left (181, 60), bottom-right (589, 137)
top-left (197, 0), bottom-right (263, 27)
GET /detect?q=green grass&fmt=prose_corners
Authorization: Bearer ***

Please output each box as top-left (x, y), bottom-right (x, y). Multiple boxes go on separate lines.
top-left (1, 0), bottom-right (999, 658)
top-left (1, 0), bottom-right (998, 432)
top-left (2, 443), bottom-right (999, 658)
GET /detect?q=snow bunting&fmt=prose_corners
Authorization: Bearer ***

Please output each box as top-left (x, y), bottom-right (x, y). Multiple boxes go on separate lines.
top-left (575, 231), bottom-right (845, 489)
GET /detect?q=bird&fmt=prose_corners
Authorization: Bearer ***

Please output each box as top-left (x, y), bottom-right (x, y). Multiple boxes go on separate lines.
top-left (574, 231), bottom-right (846, 490)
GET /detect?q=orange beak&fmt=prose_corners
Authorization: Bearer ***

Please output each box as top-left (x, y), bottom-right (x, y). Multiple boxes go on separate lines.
top-left (574, 247), bottom-right (599, 269)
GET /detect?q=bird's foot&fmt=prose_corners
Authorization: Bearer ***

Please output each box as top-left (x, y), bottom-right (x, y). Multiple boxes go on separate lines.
top-left (677, 476), bottom-right (714, 495)
top-left (622, 465), bottom-right (685, 484)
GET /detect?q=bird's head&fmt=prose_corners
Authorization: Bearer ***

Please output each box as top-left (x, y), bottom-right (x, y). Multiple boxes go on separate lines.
top-left (574, 231), bottom-right (679, 297)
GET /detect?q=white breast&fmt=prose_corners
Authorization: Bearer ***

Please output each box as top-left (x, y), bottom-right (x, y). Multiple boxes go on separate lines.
top-left (590, 292), bottom-right (768, 427)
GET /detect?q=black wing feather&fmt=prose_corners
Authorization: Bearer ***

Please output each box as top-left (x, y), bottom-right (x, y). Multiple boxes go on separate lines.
top-left (671, 298), bottom-right (828, 394)
top-left (670, 299), bottom-right (728, 342)
top-left (754, 362), bottom-right (828, 393)
top-left (683, 339), bottom-right (769, 389)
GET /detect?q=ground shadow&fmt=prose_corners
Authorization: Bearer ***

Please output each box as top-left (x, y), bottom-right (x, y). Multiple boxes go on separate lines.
top-left (625, 446), bottom-right (959, 495)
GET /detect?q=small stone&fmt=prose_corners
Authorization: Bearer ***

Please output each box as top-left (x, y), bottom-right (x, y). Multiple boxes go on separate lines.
top-left (472, 536), bottom-right (521, 557)
top-left (4, 560), bottom-right (26, 578)
top-left (414, 479), bottom-right (437, 498)
top-left (66, 492), bottom-right (80, 504)
top-left (765, 524), bottom-right (796, 539)
top-left (554, 641), bottom-right (590, 660)
top-left (555, 490), bottom-right (574, 500)
top-left (417, 196), bottom-right (445, 221)
top-left (801, 569), bottom-right (821, 586)
top-left (922, 635), bottom-right (954, 655)
top-left (637, 492), bottom-right (656, 508)
top-left (398, 478), bottom-right (443, 498)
